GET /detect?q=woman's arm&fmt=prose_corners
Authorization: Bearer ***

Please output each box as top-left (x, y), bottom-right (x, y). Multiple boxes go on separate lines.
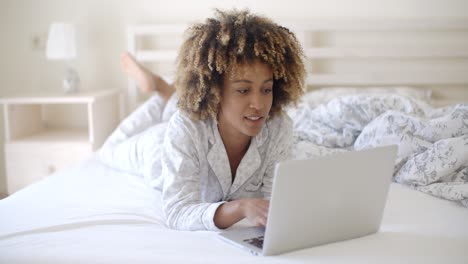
top-left (213, 198), bottom-right (270, 229)
top-left (162, 112), bottom-right (227, 231)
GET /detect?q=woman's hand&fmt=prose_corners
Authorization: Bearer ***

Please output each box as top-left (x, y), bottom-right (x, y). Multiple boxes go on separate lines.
top-left (240, 198), bottom-right (270, 227)
top-left (213, 198), bottom-right (270, 229)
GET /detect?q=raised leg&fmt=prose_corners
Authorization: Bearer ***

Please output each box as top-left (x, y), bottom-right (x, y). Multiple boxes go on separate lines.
top-left (121, 52), bottom-right (175, 101)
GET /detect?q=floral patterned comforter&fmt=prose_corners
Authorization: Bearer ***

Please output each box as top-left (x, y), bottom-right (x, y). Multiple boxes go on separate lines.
top-left (289, 94), bottom-right (468, 207)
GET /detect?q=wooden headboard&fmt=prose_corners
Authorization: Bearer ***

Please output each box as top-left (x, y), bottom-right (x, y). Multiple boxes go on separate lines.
top-left (125, 19), bottom-right (468, 114)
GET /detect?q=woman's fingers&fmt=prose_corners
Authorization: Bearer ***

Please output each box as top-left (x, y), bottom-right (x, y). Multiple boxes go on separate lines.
top-left (244, 198), bottom-right (270, 226)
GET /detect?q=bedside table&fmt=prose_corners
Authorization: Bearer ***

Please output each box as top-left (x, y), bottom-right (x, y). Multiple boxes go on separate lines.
top-left (1, 89), bottom-right (121, 194)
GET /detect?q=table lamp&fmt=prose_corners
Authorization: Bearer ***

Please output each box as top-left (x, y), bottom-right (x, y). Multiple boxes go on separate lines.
top-left (46, 23), bottom-right (80, 93)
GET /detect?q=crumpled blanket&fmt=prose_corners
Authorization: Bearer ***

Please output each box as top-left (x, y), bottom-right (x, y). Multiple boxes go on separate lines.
top-left (289, 94), bottom-right (468, 207)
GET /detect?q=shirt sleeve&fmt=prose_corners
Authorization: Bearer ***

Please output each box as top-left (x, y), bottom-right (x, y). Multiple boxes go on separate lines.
top-left (261, 114), bottom-right (293, 199)
top-left (160, 113), bottom-right (225, 231)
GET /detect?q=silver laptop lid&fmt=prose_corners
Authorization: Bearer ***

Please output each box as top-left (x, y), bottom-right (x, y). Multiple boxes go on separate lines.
top-left (263, 145), bottom-right (397, 256)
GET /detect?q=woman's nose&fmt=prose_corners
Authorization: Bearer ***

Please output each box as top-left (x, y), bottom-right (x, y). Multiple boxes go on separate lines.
top-left (249, 93), bottom-right (264, 110)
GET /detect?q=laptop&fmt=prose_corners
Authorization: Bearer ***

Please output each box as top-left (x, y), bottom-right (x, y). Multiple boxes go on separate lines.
top-left (219, 145), bottom-right (397, 256)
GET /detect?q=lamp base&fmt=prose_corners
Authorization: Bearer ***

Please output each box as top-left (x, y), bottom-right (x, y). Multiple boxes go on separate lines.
top-left (63, 67), bottom-right (80, 93)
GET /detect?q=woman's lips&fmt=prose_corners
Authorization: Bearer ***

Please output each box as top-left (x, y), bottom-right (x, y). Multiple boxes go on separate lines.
top-left (245, 116), bottom-right (262, 121)
top-left (244, 116), bottom-right (264, 124)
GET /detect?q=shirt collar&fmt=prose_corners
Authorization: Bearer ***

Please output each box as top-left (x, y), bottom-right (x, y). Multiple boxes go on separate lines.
top-left (207, 117), bottom-right (269, 147)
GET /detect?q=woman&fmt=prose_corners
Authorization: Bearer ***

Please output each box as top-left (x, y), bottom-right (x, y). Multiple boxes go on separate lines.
top-left (101, 9), bottom-right (305, 231)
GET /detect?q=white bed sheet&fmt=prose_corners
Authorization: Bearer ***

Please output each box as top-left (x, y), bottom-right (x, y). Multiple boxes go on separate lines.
top-left (1, 156), bottom-right (468, 264)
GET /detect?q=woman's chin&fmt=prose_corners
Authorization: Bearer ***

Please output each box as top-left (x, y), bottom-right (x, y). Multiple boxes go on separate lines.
top-left (242, 125), bottom-right (264, 137)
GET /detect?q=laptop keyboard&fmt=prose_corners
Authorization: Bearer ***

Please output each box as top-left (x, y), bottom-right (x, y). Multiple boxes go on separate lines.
top-left (243, 236), bottom-right (264, 249)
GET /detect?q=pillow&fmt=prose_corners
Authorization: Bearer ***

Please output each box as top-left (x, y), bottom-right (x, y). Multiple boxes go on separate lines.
top-left (286, 86), bottom-right (432, 122)
top-left (301, 86), bottom-right (432, 108)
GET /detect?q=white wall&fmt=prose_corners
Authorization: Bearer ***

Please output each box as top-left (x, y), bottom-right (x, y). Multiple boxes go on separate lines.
top-left (1, 0), bottom-right (468, 195)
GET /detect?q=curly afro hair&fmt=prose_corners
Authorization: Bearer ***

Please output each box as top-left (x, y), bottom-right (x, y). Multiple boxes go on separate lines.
top-left (175, 9), bottom-right (306, 120)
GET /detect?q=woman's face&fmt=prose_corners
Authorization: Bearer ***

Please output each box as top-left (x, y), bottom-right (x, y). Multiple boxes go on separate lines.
top-left (217, 61), bottom-right (274, 142)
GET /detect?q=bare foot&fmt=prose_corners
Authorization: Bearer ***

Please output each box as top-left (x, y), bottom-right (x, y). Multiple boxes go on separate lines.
top-left (121, 52), bottom-right (157, 93)
top-left (121, 52), bottom-right (176, 101)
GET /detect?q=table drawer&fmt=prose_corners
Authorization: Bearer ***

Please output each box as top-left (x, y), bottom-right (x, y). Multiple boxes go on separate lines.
top-left (5, 143), bottom-right (92, 194)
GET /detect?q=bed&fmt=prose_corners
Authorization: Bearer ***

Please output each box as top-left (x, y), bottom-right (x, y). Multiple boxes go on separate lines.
top-left (1, 19), bottom-right (468, 263)
top-left (1, 156), bottom-right (467, 263)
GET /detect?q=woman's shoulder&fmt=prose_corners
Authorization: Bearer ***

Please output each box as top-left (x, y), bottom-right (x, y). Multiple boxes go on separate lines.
top-left (167, 110), bottom-right (211, 135)
top-left (266, 111), bottom-right (293, 132)
top-left (261, 112), bottom-right (293, 146)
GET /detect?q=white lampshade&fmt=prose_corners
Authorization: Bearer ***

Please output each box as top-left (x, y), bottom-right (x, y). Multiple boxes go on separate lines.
top-left (46, 23), bottom-right (77, 60)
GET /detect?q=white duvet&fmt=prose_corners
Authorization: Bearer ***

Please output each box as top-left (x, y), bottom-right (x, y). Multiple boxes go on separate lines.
top-left (290, 94), bottom-right (468, 207)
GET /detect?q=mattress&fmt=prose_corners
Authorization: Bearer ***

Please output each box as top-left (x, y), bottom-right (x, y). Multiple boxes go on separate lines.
top-left (1, 156), bottom-right (467, 264)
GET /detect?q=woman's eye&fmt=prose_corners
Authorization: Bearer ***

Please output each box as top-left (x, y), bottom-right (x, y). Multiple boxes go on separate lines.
top-left (263, 88), bottom-right (273, 93)
top-left (237, 89), bottom-right (248, 94)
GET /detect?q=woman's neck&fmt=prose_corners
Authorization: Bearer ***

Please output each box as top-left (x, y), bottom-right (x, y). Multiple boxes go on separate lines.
top-left (217, 123), bottom-right (251, 180)
top-left (217, 124), bottom-right (251, 157)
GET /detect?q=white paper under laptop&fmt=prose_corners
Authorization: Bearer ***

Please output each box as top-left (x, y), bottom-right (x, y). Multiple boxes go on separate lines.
top-left (219, 145), bottom-right (398, 256)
